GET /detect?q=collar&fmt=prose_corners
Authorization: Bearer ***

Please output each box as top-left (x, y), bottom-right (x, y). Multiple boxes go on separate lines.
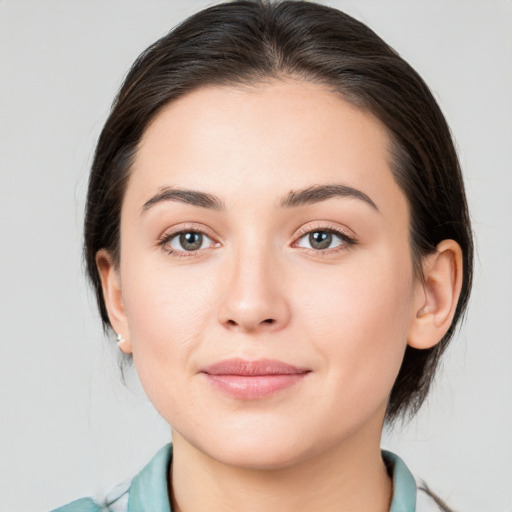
top-left (128, 444), bottom-right (417, 511)
top-left (128, 444), bottom-right (173, 512)
top-left (383, 449), bottom-right (417, 512)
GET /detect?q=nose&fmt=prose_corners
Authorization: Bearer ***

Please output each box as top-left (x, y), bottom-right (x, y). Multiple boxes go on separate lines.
top-left (217, 247), bottom-right (291, 333)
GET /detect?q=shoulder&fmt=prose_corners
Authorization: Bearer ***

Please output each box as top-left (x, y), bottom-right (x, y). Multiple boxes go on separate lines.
top-left (50, 497), bottom-right (103, 512)
top-left (49, 444), bottom-right (172, 512)
top-left (49, 482), bottom-right (130, 512)
top-left (382, 450), bottom-right (455, 512)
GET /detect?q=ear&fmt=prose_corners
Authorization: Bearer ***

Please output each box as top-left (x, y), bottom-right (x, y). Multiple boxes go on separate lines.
top-left (408, 240), bottom-right (463, 350)
top-left (96, 249), bottom-right (132, 354)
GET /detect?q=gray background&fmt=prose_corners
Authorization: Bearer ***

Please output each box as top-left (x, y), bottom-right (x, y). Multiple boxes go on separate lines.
top-left (1, 1), bottom-right (511, 511)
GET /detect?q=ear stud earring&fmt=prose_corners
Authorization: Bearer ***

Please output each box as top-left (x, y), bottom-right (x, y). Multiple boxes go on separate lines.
top-left (418, 305), bottom-right (430, 316)
top-left (116, 333), bottom-right (126, 345)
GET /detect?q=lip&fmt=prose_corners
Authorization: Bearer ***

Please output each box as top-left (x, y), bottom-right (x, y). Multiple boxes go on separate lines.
top-left (201, 358), bottom-right (310, 400)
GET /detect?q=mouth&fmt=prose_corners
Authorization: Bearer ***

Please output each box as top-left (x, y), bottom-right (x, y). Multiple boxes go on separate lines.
top-left (200, 358), bottom-right (311, 400)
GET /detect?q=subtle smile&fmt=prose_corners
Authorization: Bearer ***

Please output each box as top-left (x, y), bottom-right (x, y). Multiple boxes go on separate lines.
top-left (201, 358), bottom-right (311, 399)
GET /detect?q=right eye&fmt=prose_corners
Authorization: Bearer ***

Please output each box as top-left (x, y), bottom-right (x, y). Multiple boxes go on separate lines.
top-left (167, 231), bottom-right (214, 252)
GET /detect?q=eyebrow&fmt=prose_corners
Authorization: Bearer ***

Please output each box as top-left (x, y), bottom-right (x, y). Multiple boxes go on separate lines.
top-left (280, 184), bottom-right (379, 211)
top-left (141, 186), bottom-right (225, 213)
top-left (141, 183), bottom-right (378, 214)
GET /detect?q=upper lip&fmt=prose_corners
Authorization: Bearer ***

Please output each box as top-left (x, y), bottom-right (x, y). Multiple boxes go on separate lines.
top-left (201, 358), bottom-right (310, 376)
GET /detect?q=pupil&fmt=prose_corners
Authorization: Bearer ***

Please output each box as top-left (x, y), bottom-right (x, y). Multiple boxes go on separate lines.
top-left (309, 231), bottom-right (332, 250)
top-left (180, 232), bottom-right (202, 250)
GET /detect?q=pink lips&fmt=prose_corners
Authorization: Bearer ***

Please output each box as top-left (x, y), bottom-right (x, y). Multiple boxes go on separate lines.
top-left (201, 359), bottom-right (310, 399)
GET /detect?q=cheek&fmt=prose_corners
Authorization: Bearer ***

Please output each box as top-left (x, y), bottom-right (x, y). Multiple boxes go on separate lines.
top-left (123, 255), bottom-right (216, 333)
top-left (120, 258), bottom-right (218, 396)
top-left (295, 250), bottom-right (415, 400)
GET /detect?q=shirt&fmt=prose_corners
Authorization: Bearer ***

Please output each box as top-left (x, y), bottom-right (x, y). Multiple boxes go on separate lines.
top-left (51, 444), bottom-right (444, 512)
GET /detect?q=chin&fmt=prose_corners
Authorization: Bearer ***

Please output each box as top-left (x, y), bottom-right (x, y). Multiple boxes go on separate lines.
top-left (178, 418), bottom-right (339, 472)
top-left (171, 417), bottom-right (310, 470)
top-left (209, 439), bottom-right (312, 471)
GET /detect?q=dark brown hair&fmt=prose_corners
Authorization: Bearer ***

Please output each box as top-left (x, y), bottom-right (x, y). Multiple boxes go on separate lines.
top-left (84, 0), bottom-right (473, 422)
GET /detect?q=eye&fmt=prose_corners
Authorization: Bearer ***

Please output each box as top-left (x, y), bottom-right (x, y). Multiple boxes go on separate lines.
top-left (164, 230), bottom-right (215, 253)
top-left (295, 229), bottom-right (351, 251)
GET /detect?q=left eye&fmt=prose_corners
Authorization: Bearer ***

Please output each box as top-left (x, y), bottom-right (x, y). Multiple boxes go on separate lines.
top-left (295, 230), bottom-right (345, 251)
top-left (169, 231), bottom-right (213, 252)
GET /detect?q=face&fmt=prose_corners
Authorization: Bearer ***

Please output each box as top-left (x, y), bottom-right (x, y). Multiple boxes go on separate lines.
top-left (108, 80), bottom-right (424, 469)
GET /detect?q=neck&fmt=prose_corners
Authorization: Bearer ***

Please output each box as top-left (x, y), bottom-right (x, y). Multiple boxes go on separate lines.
top-left (169, 424), bottom-right (392, 512)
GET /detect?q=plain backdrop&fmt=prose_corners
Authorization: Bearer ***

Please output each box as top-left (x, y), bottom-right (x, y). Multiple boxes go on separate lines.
top-left (0, 1), bottom-right (511, 511)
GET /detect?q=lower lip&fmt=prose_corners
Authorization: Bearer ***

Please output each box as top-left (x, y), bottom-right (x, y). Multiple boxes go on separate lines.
top-left (203, 374), bottom-right (307, 399)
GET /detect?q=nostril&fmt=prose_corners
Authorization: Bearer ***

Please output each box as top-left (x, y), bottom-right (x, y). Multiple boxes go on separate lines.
top-left (223, 317), bottom-right (279, 330)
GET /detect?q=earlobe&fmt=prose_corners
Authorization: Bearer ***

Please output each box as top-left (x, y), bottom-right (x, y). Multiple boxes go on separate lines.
top-left (408, 240), bottom-right (463, 350)
top-left (96, 250), bottom-right (133, 354)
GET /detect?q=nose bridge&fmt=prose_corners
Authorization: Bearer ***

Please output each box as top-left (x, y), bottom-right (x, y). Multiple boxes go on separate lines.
top-left (218, 235), bottom-right (290, 332)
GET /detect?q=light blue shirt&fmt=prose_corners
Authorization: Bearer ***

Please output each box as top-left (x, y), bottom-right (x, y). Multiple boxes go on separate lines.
top-left (51, 444), bottom-right (438, 512)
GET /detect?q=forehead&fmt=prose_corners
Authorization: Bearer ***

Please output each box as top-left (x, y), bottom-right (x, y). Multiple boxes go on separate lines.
top-left (127, 79), bottom-right (405, 216)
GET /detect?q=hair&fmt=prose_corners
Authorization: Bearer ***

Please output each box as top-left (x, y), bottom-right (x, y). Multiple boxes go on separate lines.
top-left (84, 0), bottom-right (473, 422)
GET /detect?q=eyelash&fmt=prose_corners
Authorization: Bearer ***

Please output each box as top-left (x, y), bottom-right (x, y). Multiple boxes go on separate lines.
top-left (157, 225), bottom-right (217, 258)
top-left (157, 224), bottom-right (357, 258)
top-left (292, 224), bottom-right (357, 256)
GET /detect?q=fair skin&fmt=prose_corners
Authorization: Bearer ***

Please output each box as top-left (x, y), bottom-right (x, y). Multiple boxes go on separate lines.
top-left (97, 80), bottom-right (462, 512)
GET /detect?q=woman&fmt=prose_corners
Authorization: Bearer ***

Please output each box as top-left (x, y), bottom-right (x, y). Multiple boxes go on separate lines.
top-left (53, 1), bottom-right (472, 510)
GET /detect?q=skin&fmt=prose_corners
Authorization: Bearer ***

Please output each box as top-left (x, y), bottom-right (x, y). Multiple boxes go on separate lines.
top-left (97, 79), bottom-right (463, 512)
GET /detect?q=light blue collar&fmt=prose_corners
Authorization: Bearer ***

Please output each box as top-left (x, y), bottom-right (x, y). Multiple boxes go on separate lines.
top-left (128, 444), bottom-right (417, 511)
top-left (128, 444), bottom-right (173, 512)
top-left (383, 450), bottom-right (417, 512)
